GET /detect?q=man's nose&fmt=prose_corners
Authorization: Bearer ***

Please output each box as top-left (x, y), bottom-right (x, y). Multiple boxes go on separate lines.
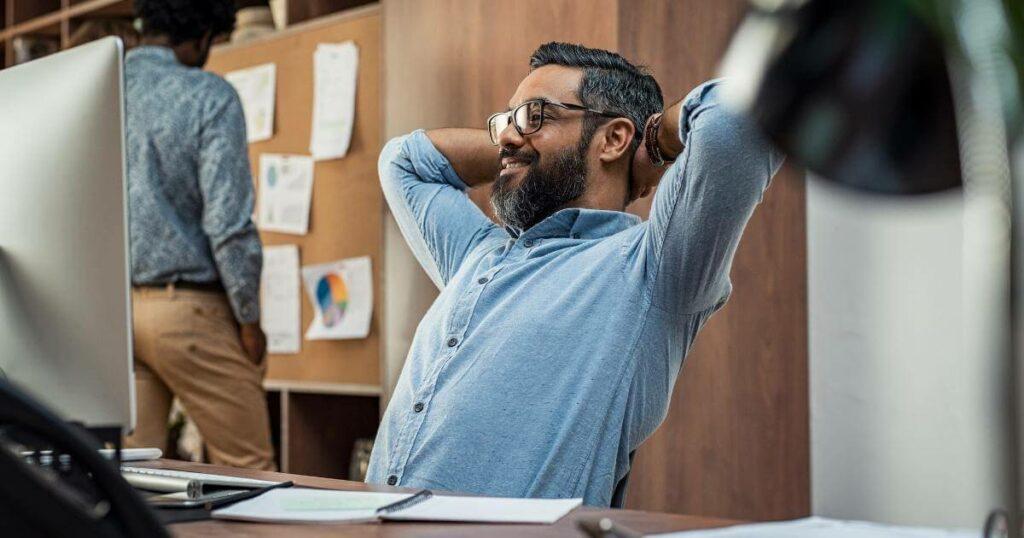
top-left (498, 121), bottom-right (525, 148)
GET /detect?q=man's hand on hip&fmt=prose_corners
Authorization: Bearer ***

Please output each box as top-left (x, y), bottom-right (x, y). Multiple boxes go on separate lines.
top-left (239, 322), bottom-right (267, 366)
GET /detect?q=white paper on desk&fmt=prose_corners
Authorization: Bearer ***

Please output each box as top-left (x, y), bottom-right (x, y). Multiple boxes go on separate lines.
top-left (212, 488), bottom-right (411, 523)
top-left (257, 154), bottom-right (314, 235)
top-left (309, 41), bottom-right (358, 161)
top-left (224, 63), bottom-right (276, 143)
top-left (650, 517), bottom-right (978, 538)
top-left (211, 488), bottom-right (581, 525)
top-left (260, 245), bottom-right (301, 354)
top-left (382, 495), bottom-right (582, 524)
top-left (301, 256), bottom-right (372, 340)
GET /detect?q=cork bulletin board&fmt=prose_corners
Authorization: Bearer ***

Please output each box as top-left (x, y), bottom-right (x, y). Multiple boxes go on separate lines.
top-left (206, 6), bottom-right (381, 387)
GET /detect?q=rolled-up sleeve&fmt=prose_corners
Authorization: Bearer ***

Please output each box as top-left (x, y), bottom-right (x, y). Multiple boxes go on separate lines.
top-left (643, 79), bottom-right (785, 317)
top-left (380, 129), bottom-right (498, 289)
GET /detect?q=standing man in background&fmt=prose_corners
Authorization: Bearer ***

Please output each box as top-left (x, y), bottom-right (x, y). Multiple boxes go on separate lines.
top-left (123, 0), bottom-right (275, 471)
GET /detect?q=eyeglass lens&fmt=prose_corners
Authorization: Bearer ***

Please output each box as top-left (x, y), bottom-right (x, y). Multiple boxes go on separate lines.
top-left (489, 101), bottom-right (545, 144)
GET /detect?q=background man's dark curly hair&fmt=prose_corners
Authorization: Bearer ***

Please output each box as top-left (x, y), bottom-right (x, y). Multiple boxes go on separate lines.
top-left (134, 0), bottom-right (236, 44)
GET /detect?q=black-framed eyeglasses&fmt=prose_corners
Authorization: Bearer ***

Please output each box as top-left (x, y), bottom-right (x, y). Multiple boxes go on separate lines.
top-left (486, 99), bottom-right (620, 145)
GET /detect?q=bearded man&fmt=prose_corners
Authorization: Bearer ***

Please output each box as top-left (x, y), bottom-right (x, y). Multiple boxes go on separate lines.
top-left (368, 42), bottom-right (783, 506)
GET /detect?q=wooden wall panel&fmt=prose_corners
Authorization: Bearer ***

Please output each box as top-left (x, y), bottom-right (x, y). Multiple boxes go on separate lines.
top-left (618, 0), bottom-right (810, 521)
top-left (383, 0), bottom-right (809, 521)
top-left (206, 8), bottom-right (382, 387)
top-left (384, 0), bottom-right (618, 135)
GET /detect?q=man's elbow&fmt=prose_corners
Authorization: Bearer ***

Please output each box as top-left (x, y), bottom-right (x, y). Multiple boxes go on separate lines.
top-left (378, 134), bottom-right (414, 190)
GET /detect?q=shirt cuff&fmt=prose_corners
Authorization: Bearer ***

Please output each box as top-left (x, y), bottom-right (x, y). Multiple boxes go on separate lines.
top-left (228, 287), bottom-right (260, 325)
top-left (405, 129), bottom-right (471, 190)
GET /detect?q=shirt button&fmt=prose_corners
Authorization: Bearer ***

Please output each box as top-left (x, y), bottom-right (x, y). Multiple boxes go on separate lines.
top-left (413, 402), bottom-right (424, 413)
top-left (387, 475), bottom-right (398, 486)
top-left (447, 337), bottom-right (459, 347)
top-left (523, 240), bottom-right (535, 248)
top-left (477, 277), bottom-right (489, 285)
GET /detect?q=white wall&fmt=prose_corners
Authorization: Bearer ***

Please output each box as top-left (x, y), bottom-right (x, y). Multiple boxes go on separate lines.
top-left (808, 177), bottom-right (1013, 528)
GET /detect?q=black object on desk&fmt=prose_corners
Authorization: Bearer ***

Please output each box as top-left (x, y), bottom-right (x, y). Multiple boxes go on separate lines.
top-left (0, 378), bottom-right (169, 537)
top-left (149, 480), bottom-right (294, 525)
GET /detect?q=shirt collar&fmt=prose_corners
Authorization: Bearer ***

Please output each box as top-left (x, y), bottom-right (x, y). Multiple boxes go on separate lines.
top-left (509, 207), bottom-right (641, 240)
top-left (126, 46), bottom-right (180, 66)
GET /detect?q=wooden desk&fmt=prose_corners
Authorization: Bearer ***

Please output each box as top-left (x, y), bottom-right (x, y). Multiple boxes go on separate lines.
top-left (136, 460), bottom-right (739, 537)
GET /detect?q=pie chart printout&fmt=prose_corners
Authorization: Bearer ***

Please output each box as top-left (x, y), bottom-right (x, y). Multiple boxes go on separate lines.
top-left (316, 272), bottom-right (349, 328)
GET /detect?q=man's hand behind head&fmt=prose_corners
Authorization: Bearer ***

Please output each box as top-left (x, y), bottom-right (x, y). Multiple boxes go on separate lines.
top-left (629, 117), bottom-right (668, 203)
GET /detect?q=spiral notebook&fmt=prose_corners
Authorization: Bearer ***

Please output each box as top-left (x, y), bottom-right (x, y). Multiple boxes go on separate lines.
top-left (211, 488), bottom-right (582, 525)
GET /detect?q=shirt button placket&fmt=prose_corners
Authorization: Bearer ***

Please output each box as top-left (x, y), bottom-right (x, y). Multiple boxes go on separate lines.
top-left (395, 265), bottom-right (480, 484)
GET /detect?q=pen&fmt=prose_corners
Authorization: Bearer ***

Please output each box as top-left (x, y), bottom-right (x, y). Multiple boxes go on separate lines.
top-left (202, 480), bottom-right (294, 510)
top-left (577, 516), bottom-right (645, 538)
top-left (376, 489), bottom-right (433, 515)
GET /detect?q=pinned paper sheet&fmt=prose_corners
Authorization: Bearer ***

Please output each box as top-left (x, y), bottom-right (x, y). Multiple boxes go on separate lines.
top-left (225, 63), bottom-right (276, 143)
top-left (257, 154), bottom-right (314, 235)
top-left (260, 245), bottom-right (301, 354)
top-left (301, 256), bottom-right (372, 340)
top-left (309, 41), bottom-right (358, 160)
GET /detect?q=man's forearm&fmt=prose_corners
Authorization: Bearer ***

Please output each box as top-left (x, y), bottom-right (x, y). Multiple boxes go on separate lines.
top-left (425, 128), bottom-right (500, 188)
top-left (655, 100), bottom-right (686, 161)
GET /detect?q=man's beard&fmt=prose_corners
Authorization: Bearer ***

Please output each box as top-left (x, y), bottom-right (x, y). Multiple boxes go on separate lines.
top-left (490, 141), bottom-right (589, 232)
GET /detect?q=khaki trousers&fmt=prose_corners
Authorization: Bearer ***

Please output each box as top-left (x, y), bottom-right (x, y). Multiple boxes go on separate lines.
top-left (125, 285), bottom-right (276, 471)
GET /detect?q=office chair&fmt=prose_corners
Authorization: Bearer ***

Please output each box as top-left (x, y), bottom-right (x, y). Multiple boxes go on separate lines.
top-left (609, 450), bottom-right (636, 509)
top-left (0, 378), bottom-right (168, 538)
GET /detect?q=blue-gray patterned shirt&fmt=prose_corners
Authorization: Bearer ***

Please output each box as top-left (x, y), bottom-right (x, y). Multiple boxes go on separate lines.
top-left (125, 46), bottom-right (261, 323)
top-left (368, 80), bottom-right (784, 505)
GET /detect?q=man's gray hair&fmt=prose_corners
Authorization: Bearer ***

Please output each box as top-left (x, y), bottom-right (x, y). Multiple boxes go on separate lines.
top-left (529, 42), bottom-right (665, 152)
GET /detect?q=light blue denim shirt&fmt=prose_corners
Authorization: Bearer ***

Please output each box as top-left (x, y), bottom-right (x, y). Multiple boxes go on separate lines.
top-left (367, 80), bottom-right (783, 506)
top-left (125, 46), bottom-right (261, 323)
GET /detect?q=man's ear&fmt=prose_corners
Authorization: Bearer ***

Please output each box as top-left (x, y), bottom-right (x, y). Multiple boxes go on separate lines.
top-left (596, 118), bottom-right (636, 164)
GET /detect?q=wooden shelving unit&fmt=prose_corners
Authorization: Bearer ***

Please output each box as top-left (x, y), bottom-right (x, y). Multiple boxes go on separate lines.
top-left (0, 0), bottom-right (373, 68)
top-left (1, 0), bottom-right (131, 66)
top-left (264, 382), bottom-right (381, 478)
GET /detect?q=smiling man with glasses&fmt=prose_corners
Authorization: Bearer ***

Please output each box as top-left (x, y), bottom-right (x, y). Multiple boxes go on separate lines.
top-left (370, 42), bottom-right (784, 506)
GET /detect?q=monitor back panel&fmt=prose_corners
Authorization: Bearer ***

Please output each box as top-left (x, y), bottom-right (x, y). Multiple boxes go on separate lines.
top-left (0, 38), bottom-right (133, 430)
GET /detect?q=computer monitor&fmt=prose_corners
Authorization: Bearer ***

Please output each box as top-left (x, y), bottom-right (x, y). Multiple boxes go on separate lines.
top-left (0, 37), bottom-right (133, 436)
